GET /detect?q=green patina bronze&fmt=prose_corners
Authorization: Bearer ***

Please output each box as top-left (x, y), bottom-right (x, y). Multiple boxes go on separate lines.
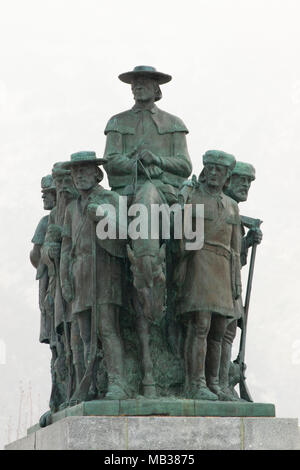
top-left (30, 67), bottom-right (270, 428)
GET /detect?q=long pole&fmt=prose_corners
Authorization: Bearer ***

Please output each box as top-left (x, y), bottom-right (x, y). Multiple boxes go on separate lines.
top-left (235, 218), bottom-right (262, 401)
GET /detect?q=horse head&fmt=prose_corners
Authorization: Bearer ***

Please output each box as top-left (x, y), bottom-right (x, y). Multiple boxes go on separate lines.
top-left (127, 244), bottom-right (166, 323)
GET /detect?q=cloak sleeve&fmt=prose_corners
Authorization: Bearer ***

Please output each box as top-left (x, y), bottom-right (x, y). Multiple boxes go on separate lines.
top-left (104, 115), bottom-right (137, 177)
top-left (157, 132), bottom-right (192, 178)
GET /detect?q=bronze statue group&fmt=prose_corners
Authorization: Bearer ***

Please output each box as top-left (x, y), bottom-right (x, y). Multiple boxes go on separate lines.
top-left (30, 66), bottom-right (262, 424)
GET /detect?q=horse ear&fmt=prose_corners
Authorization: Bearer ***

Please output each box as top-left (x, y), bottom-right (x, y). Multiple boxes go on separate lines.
top-left (127, 244), bottom-right (135, 264)
top-left (159, 244), bottom-right (166, 262)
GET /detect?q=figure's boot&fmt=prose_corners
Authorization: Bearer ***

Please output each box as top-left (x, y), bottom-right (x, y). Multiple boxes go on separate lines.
top-left (105, 375), bottom-right (128, 400)
top-left (39, 410), bottom-right (52, 428)
top-left (142, 374), bottom-right (157, 398)
top-left (184, 320), bottom-right (192, 398)
top-left (50, 344), bottom-right (67, 411)
top-left (206, 338), bottom-right (229, 401)
top-left (142, 384), bottom-right (157, 398)
top-left (190, 380), bottom-right (218, 401)
top-left (188, 331), bottom-right (218, 401)
top-left (219, 341), bottom-right (239, 401)
top-left (69, 321), bottom-right (85, 406)
top-left (100, 305), bottom-right (128, 401)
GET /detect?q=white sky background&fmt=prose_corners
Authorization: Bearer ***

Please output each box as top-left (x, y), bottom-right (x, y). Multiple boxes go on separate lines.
top-left (0, 0), bottom-right (300, 448)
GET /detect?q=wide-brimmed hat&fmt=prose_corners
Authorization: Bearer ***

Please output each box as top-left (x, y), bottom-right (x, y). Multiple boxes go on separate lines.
top-left (203, 150), bottom-right (236, 171)
top-left (62, 151), bottom-right (107, 169)
top-left (41, 175), bottom-right (56, 192)
top-left (232, 161), bottom-right (256, 180)
top-left (118, 65), bottom-right (172, 85)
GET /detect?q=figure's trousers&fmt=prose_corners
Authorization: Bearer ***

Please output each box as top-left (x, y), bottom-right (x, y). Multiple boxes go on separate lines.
top-left (219, 319), bottom-right (237, 389)
top-left (98, 304), bottom-right (124, 385)
top-left (70, 319), bottom-right (85, 389)
top-left (128, 181), bottom-right (168, 258)
top-left (77, 304), bottom-right (124, 385)
top-left (185, 311), bottom-right (227, 389)
top-left (206, 314), bottom-right (229, 390)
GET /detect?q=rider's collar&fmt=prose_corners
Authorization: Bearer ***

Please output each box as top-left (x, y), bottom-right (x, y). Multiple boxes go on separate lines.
top-left (132, 104), bottom-right (157, 114)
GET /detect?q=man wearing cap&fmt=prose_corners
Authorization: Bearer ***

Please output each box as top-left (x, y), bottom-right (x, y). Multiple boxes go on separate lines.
top-left (42, 163), bottom-right (78, 334)
top-left (219, 161), bottom-right (262, 400)
top-left (225, 161), bottom-right (262, 264)
top-left (30, 175), bottom-right (56, 346)
top-left (60, 151), bottom-right (127, 400)
top-left (103, 66), bottom-right (192, 289)
top-left (177, 150), bottom-right (242, 401)
top-left (41, 163), bottom-right (80, 409)
top-left (30, 175), bottom-right (65, 421)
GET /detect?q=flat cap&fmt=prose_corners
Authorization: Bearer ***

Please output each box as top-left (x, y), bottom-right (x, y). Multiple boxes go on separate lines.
top-left (203, 150), bottom-right (236, 170)
top-left (41, 175), bottom-right (56, 192)
top-left (232, 161), bottom-right (256, 180)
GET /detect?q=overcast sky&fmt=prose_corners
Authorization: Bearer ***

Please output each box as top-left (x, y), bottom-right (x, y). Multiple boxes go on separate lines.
top-left (1, 0), bottom-right (300, 448)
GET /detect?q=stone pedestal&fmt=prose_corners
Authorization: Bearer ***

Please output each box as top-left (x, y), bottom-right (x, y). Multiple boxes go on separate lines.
top-left (5, 399), bottom-right (300, 450)
top-left (28, 398), bottom-right (276, 428)
top-left (5, 415), bottom-right (300, 450)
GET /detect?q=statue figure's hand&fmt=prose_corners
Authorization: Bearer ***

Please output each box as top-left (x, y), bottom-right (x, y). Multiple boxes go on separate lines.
top-left (246, 228), bottom-right (263, 247)
top-left (48, 243), bottom-right (61, 260)
top-left (139, 149), bottom-right (160, 167)
top-left (87, 203), bottom-right (110, 226)
top-left (126, 148), bottom-right (138, 159)
top-left (62, 282), bottom-right (73, 303)
top-left (87, 203), bottom-right (100, 222)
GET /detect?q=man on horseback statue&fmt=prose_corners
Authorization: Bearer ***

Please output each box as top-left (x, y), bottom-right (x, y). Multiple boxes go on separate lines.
top-left (103, 65), bottom-right (192, 396)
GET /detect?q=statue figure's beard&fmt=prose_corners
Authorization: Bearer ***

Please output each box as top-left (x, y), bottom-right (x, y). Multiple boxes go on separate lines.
top-left (59, 187), bottom-right (78, 199)
top-left (56, 188), bottom-right (78, 225)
